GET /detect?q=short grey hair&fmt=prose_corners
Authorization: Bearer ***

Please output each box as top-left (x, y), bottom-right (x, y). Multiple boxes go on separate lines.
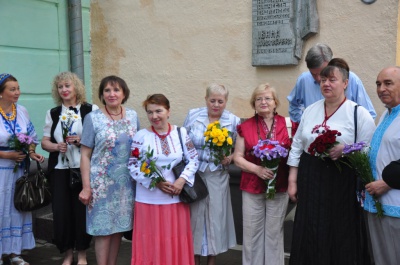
top-left (205, 83), bottom-right (229, 99)
top-left (305, 43), bottom-right (333, 69)
top-left (250, 83), bottom-right (280, 110)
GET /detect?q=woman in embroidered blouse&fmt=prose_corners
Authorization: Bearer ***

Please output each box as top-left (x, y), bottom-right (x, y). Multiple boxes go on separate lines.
top-left (78, 76), bottom-right (138, 265)
top-left (129, 94), bottom-right (198, 265)
top-left (287, 60), bottom-right (376, 264)
top-left (183, 83), bottom-right (239, 265)
top-left (0, 73), bottom-right (44, 265)
top-left (41, 72), bottom-right (97, 265)
top-left (233, 83), bottom-right (290, 265)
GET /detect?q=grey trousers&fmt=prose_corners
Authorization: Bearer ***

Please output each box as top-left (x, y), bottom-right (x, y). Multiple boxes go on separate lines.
top-left (242, 191), bottom-right (288, 265)
top-left (367, 212), bottom-right (400, 265)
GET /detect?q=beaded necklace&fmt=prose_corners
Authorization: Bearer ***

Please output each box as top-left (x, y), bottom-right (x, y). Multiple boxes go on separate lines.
top-left (105, 105), bottom-right (123, 120)
top-left (0, 103), bottom-right (16, 121)
top-left (152, 123), bottom-right (171, 139)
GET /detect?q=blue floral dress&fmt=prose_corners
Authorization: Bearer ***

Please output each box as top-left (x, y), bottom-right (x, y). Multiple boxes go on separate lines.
top-left (81, 108), bottom-right (138, 236)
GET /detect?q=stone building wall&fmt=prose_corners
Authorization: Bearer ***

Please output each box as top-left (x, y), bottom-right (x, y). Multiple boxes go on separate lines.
top-left (90, 0), bottom-right (399, 125)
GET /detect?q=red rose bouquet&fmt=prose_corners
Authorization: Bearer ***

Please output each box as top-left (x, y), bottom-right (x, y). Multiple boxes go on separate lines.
top-left (253, 139), bottom-right (288, 199)
top-left (308, 129), bottom-right (341, 157)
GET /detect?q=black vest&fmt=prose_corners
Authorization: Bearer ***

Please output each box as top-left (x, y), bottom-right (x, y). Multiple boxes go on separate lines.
top-left (47, 103), bottom-right (93, 173)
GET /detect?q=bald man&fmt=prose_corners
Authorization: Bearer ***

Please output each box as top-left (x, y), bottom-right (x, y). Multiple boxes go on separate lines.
top-left (364, 66), bottom-right (400, 265)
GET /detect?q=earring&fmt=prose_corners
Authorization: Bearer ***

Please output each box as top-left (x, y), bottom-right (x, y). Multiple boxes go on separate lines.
top-left (0, 95), bottom-right (2, 99)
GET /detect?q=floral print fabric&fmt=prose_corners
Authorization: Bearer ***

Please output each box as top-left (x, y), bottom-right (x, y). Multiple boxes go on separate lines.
top-left (81, 109), bottom-right (138, 236)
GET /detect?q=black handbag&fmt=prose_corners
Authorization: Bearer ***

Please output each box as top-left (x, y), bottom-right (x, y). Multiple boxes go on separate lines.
top-left (14, 160), bottom-right (51, 211)
top-left (173, 127), bottom-right (208, 203)
top-left (69, 167), bottom-right (82, 189)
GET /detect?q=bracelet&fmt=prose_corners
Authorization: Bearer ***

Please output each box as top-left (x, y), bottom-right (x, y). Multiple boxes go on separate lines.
top-left (28, 143), bottom-right (36, 153)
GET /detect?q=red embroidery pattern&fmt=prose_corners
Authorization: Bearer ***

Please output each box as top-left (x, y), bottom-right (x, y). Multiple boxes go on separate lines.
top-left (160, 137), bottom-right (171, 156)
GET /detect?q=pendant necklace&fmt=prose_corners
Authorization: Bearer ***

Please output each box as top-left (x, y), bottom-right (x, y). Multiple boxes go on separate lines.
top-left (312, 97), bottom-right (346, 134)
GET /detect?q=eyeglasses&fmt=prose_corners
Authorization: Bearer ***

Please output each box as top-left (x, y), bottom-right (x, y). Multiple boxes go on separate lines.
top-left (255, 97), bottom-right (274, 103)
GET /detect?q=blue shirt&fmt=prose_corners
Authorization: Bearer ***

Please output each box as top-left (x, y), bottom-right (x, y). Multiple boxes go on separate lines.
top-left (287, 71), bottom-right (376, 122)
top-left (364, 104), bottom-right (400, 218)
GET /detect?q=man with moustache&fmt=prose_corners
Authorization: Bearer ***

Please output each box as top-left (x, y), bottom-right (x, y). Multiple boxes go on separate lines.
top-left (364, 66), bottom-right (400, 265)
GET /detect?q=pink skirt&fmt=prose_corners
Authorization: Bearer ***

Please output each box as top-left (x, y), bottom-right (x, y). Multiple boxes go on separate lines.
top-left (131, 202), bottom-right (195, 265)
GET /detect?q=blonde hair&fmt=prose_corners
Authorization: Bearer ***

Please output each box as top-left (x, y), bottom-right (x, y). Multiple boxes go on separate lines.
top-left (250, 83), bottom-right (280, 110)
top-left (51, 72), bottom-right (86, 105)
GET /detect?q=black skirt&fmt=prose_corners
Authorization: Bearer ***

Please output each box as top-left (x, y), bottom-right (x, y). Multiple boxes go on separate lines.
top-left (289, 152), bottom-right (371, 265)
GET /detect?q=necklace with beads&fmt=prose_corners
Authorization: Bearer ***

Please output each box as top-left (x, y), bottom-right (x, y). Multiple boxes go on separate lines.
top-left (0, 103), bottom-right (16, 121)
top-left (152, 123), bottom-right (171, 139)
top-left (105, 105), bottom-right (123, 121)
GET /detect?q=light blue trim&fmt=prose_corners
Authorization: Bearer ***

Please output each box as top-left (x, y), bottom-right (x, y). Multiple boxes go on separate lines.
top-left (365, 105), bottom-right (400, 217)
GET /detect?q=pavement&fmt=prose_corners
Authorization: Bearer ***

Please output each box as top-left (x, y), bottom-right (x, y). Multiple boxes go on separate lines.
top-left (17, 164), bottom-right (295, 265)
top-left (17, 240), bottom-right (245, 265)
top-left (11, 201), bottom-right (294, 265)
top-left (17, 241), bottom-right (290, 265)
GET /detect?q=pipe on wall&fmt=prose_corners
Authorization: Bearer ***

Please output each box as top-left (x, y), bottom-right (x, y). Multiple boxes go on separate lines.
top-left (68, 0), bottom-right (85, 83)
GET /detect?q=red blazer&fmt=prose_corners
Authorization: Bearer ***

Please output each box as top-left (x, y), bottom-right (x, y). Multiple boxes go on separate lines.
top-left (237, 114), bottom-right (290, 194)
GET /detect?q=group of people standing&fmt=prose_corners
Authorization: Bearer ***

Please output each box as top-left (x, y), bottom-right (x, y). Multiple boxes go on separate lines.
top-left (1, 42), bottom-right (400, 265)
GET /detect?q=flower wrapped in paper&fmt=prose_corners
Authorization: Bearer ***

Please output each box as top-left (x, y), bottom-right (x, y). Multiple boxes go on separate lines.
top-left (203, 120), bottom-right (233, 165)
top-left (252, 139), bottom-right (288, 199)
top-left (343, 142), bottom-right (384, 217)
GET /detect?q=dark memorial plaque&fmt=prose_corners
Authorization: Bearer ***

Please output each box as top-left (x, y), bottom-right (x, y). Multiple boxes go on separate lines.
top-left (252, 0), bottom-right (319, 66)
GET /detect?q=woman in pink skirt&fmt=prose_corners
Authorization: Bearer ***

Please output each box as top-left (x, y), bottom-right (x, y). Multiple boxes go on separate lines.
top-left (128, 94), bottom-right (198, 265)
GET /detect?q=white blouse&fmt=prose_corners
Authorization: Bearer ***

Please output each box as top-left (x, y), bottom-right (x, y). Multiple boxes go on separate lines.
top-left (43, 103), bottom-right (98, 168)
top-left (129, 126), bottom-right (199, 205)
top-left (287, 99), bottom-right (376, 167)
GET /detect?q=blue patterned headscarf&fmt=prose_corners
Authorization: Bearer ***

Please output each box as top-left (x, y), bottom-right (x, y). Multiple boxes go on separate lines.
top-left (0, 73), bottom-right (11, 86)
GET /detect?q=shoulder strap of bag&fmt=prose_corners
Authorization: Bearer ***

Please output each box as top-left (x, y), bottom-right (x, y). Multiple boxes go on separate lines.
top-left (176, 127), bottom-right (186, 161)
top-left (354, 105), bottom-right (359, 143)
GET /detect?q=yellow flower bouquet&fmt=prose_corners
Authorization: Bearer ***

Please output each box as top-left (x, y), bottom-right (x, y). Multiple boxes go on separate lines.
top-left (203, 121), bottom-right (233, 166)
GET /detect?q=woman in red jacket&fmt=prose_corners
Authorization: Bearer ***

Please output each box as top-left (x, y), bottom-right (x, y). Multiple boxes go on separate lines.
top-left (233, 83), bottom-right (290, 265)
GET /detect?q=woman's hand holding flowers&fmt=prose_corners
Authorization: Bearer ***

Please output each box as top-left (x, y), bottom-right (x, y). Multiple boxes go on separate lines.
top-left (328, 144), bottom-right (345, 160)
top-left (257, 166), bottom-right (274, 180)
top-left (58, 142), bottom-right (68, 153)
top-left (156, 181), bottom-right (176, 195)
top-left (66, 135), bottom-right (81, 146)
top-left (221, 155), bottom-right (233, 166)
top-left (156, 177), bottom-right (186, 196)
top-left (8, 151), bottom-right (27, 163)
